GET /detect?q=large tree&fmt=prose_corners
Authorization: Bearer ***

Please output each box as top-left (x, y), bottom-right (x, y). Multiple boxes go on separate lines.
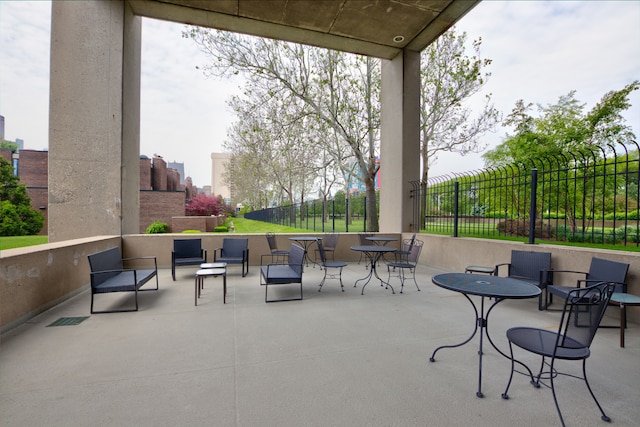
top-left (185, 29), bottom-right (381, 231)
top-left (420, 29), bottom-right (500, 182)
top-left (484, 81), bottom-right (639, 166)
top-left (0, 156), bottom-right (44, 236)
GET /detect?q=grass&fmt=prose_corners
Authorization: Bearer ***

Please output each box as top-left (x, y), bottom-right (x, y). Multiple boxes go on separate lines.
top-left (0, 235), bottom-right (48, 250)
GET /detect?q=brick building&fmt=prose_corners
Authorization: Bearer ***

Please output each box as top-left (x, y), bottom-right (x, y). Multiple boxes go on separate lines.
top-left (2, 149), bottom-right (198, 235)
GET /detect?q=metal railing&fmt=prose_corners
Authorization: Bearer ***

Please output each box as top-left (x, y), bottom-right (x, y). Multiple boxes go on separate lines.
top-left (414, 142), bottom-right (640, 247)
top-left (244, 196), bottom-right (371, 232)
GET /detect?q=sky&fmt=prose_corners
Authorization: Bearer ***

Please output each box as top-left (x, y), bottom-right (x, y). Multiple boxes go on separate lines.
top-left (1, 1), bottom-right (639, 188)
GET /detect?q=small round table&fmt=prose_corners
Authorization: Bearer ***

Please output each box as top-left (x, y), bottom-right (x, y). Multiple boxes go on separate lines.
top-left (610, 292), bottom-right (640, 348)
top-left (195, 268), bottom-right (227, 305)
top-left (350, 245), bottom-right (397, 294)
top-left (430, 273), bottom-right (541, 398)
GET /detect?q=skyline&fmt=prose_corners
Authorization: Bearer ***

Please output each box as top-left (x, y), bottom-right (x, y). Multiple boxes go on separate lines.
top-left (1, 1), bottom-right (639, 189)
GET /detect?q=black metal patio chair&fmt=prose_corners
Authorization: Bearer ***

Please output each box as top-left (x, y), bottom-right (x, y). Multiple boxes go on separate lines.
top-left (547, 257), bottom-right (628, 310)
top-left (265, 232), bottom-right (289, 264)
top-left (502, 282), bottom-right (616, 426)
top-left (214, 238), bottom-right (249, 277)
top-left (171, 238), bottom-right (207, 281)
top-left (495, 250), bottom-right (552, 310)
top-left (316, 239), bottom-right (347, 293)
top-left (387, 239), bottom-right (423, 293)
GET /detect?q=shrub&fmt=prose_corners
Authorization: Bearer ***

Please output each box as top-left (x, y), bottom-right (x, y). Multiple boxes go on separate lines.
top-left (214, 226), bottom-right (229, 232)
top-left (496, 219), bottom-right (553, 238)
top-left (182, 229), bottom-right (201, 233)
top-left (144, 221), bottom-right (169, 234)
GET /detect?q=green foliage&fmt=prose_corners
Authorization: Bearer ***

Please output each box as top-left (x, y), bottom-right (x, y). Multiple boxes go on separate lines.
top-left (144, 221), bottom-right (169, 234)
top-left (213, 226), bottom-right (229, 232)
top-left (0, 157), bottom-right (45, 236)
top-left (182, 229), bottom-right (201, 233)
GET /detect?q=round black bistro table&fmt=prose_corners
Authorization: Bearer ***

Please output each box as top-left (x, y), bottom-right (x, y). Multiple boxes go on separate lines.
top-left (430, 273), bottom-right (541, 398)
top-left (350, 245), bottom-right (397, 294)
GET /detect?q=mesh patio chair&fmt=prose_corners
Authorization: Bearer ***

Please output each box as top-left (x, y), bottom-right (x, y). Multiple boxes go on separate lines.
top-left (314, 232), bottom-right (339, 263)
top-left (502, 282), bottom-right (616, 426)
top-left (547, 257), bottom-right (628, 310)
top-left (393, 233), bottom-right (416, 263)
top-left (386, 239), bottom-right (423, 293)
top-left (317, 240), bottom-right (348, 292)
top-left (495, 250), bottom-right (552, 310)
top-left (266, 232), bottom-right (289, 264)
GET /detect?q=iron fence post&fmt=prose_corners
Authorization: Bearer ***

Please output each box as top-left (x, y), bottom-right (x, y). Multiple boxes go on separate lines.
top-left (528, 168), bottom-right (538, 244)
top-left (453, 181), bottom-right (459, 237)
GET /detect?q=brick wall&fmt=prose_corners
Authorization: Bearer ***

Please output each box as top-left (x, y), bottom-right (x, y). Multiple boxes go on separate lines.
top-left (152, 156), bottom-right (167, 191)
top-left (140, 157), bottom-right (152, 190)
top-left (139, 190), bottom-right (186, 233)
top-left (17, 150), bottom-right (48, 187)
top-left (0, 148), bottom-right (12, 163)
top-left (171, 215), bottom-right (225, 233)
top-left (167, 168), bottom-right (179, 191)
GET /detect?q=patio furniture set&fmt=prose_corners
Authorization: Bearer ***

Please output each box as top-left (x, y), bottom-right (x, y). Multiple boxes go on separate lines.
top-left (87, 239), bottom-right (637, 425)
top-left (432, 250), bottom-right (636, 426)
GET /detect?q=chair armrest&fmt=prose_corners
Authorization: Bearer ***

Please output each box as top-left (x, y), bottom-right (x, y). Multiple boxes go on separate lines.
top-left (494, 262), bottom-right (510, 275)
top-left (547, 269), bottom-right (588, 286)
top-left (122, 256), bottom-right (158, 271)
top-left (261, 253), bottom-right (288, 265)
top-left (578, 279), bottom-right (627, 292)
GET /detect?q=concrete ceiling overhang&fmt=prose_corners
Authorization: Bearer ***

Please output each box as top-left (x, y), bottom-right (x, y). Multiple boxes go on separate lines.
top-left (128, 0), bottom-right (480, 59)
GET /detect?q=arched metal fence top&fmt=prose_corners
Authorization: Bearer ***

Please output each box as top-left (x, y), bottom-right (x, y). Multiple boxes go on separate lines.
top-left (427, 141), bottom-right (639, 185)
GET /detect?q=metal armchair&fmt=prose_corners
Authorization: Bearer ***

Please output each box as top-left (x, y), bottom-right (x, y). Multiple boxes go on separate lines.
top-left (214, 238), bottom-right (249, 277)
top-left (495, 250), bottom-right (552, 310)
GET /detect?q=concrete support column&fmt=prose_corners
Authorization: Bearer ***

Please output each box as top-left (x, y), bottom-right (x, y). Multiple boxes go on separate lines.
top-left (49, 1), bottom-right (140, 242)
top-left (379, 50), bottom-right (421, 233)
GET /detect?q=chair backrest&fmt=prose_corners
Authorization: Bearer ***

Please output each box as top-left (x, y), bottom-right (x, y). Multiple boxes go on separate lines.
top-left (323, 232), bottom-right (339, 250)
top-left (288, 244), bottom-right (305, 276)
top-left (316, 240), bottom-right (328, 264)
top-left (509, 250), bottom-right (551, 282)
top-left (358, 233), bottom-right (373, 245)
top-left (402, 239), bottom-right (423, 264)
top-left (173, 239), bottom-right (202, 258)
top-left (266, 232), bottom-right (278, 252)
top-left (587, 257), bottom-right (629, 292)
top-left (222, 238), bottom-right (248, 256)
top-left (88, 247), bottom-right (123, 285)
top-left (558, 282), bottom-right (615, 351)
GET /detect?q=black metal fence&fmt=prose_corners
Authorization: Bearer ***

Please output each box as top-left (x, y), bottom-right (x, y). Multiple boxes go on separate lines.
top-left (244, 196), bottom-right (371, 232)
top-left (415, 142), bottom-right (640, 247)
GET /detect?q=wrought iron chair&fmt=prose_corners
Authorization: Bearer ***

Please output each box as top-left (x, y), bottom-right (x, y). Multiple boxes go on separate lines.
top-left (321, 232), bottom-right (339, 260)
top-left (502, 282), bottom-right (616, 426)
top-left (547, 257), bottom-right (628, 309)
top-left (265, 232), bottom-right (289, 264)
top-left (495, 250), bottom-right (552, 310)
top-left (316, 240), bottom-right (347, 292)
top-left (393, 233), bottom-right (416, 263)
top-left (386, 239), bottom-right (423, 293)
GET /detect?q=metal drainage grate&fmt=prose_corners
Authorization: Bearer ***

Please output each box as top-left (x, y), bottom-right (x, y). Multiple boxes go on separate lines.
top-left (47, 316), bottom-right (89, 327)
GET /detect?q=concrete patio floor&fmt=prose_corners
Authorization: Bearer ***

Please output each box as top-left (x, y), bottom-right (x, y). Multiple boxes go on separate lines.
top-left (1, 261), bottom-right (639, 427)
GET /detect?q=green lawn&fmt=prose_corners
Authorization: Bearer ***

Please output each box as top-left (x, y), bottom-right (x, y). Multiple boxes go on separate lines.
top-left (0, 235), bottom-right (49, 250)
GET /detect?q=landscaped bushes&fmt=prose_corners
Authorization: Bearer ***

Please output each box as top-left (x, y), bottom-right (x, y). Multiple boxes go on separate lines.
top-left (145, 221), bottom-right (168, 234)
top-left (496, 219), bottom-right (553, 238)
